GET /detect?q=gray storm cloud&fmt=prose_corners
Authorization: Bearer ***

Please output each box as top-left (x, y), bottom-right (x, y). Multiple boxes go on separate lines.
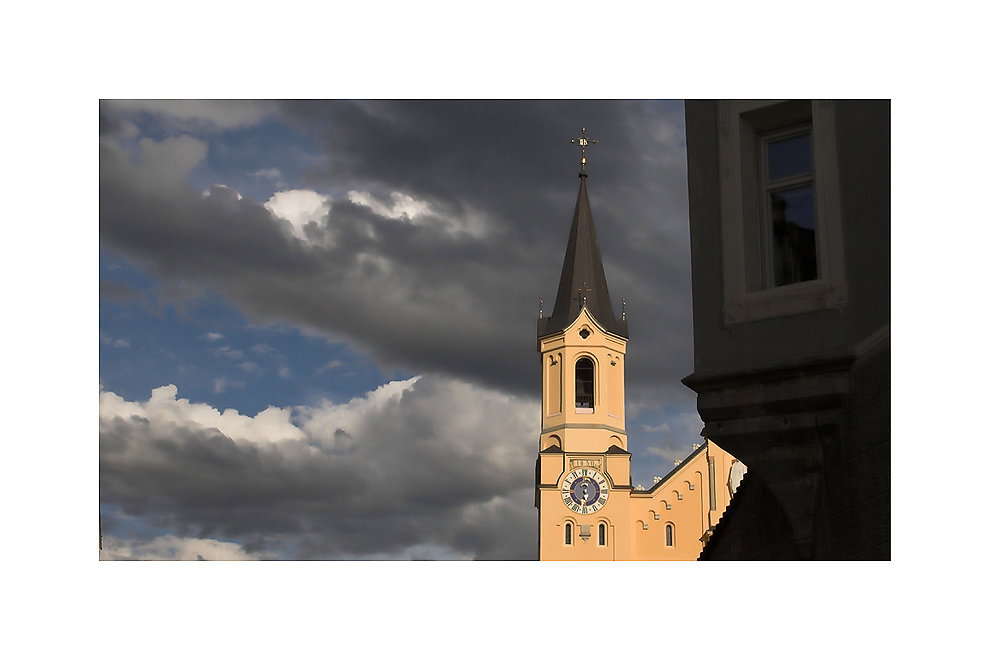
top-left (99, 100), bottom-right (695, 407)
top-left (100, 375), bottom-right (540, 559)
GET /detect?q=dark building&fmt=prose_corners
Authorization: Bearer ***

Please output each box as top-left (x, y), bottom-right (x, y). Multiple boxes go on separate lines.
top-left (681, 100), bottom-right (890, 559)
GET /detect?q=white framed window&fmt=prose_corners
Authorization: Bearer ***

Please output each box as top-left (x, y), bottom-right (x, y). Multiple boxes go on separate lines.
top-left (717, 100), bottom-right (847, 325)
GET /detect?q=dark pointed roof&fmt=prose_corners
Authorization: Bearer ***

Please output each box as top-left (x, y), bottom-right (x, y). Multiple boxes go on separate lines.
top-left (538, 172), bottom-right (628, 339)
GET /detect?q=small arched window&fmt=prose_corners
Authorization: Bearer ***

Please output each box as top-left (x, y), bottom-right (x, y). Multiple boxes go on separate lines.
top-left (598, 523), bottom-right (606, 546)
top-left (575, 357), bottom-right (594, 409)
top-left (565, 523), bottom-right (572, 545)
top-left (665, 523), bottom-right (674, 547)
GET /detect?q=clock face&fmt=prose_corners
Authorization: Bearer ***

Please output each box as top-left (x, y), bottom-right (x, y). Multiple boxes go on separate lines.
top-left (561, 468), bottom-right (609, 514)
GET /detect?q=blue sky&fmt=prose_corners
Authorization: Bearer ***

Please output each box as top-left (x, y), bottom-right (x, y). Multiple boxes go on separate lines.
top-left (100, 249), bottom-right (402, 415)
top-left (99, 99), bottom-right (709, 560)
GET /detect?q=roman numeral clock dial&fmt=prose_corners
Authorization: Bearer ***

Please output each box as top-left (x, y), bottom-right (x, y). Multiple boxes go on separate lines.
top-left (561, 468), bottom-right (609, 514)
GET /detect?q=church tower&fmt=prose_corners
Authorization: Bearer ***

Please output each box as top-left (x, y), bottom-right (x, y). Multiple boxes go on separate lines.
top-left (536, 131), bottom-right (633, 559)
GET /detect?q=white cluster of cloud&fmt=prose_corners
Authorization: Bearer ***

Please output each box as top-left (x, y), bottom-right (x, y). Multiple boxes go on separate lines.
top-left (347, 190), bottom-right (431, 220)
top-left (347, 190), bottom-right (490, 238)
top-left (265, 189), bottom-right (332, 242)
top-left (99, 374), bottom-right (540, 559)
top-left (203, 184), bottom-right (242, 201)
top-left (100, 383), bottom-right (306, 444)
top-left (262, 187), bottom-right (488, 246)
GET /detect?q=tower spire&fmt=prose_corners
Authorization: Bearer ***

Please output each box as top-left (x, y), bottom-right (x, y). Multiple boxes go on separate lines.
top-left (538, 140), bottom-right (627, 339)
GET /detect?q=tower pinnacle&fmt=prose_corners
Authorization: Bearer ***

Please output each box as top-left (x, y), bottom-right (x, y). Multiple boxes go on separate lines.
top-left (538, 146), bottom-right (627, 340)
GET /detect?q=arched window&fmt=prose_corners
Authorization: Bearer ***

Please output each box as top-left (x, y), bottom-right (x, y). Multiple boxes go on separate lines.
top-left (665, 523), bottom-right (674, 547)
top-left (575, 358), bottom-right (594, 409)
top-left (598, 523), bottom-right (606, 546)
top-left (565, 523), bottom-right (572, 545)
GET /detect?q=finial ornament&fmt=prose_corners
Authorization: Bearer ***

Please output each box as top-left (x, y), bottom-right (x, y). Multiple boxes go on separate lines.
top-left (622, 298), bottom-right (626, 321)
top-left (570, 127), bottom-right (598, 173)
top-left (539, 297), bottom-right (543, 319)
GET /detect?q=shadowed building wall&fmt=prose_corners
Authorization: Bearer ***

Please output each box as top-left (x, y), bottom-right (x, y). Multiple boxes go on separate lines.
top-left (682, 100), bottom-right (890, 560)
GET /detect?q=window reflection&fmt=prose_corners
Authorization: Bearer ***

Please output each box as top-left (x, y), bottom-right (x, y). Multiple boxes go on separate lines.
top-left (763, 128), bottom-right (818, 288)
top-left (770, 185), bottom-right (817, 286)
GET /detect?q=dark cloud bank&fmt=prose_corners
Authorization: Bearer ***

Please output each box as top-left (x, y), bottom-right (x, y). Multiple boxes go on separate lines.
top-left (100, 100), bottom-right (693, 405)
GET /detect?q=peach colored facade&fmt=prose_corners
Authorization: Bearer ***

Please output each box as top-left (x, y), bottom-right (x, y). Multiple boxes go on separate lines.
top-left (536, 307), bottom-right (740, 560)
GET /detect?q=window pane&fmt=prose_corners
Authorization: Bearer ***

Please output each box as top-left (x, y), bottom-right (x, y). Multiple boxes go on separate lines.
top-left (769, 185), bottom-right (818, 286)
top-left (767, 133), bottom-right (812, 180)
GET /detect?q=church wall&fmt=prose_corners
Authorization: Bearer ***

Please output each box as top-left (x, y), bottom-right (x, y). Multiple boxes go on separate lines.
top-left (539, 489), bottom-right (633, 560)
top-left (606, 353), bottom-right (623, 418)
top-left (539, 451), bottom-right (564, 484)
top-left (538, 440), bottom-right (739, 560)
top-left (605, 452), bottom-right (630, 487)
top-left (628, 441), bottom-right (736, 560)
top-left (546, 352), bottom-right (562, 416)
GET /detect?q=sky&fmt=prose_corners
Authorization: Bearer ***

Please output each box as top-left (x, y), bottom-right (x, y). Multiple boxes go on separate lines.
top-left (98, 99), bottom-right (704, 560)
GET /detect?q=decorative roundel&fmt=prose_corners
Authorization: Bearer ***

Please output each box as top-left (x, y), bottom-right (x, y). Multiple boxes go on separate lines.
top-left (561, 468), bottom-right (609, 514)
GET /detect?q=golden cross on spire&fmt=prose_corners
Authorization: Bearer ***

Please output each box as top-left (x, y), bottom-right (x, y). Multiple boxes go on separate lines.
top-left (571, 127), bottom-right (598, 172)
